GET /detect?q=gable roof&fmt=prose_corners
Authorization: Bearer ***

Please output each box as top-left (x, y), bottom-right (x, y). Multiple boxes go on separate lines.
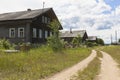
top-left (60, 30), bottom-right (87, 38)
top-left (0, 8), bottom-right (51, 22)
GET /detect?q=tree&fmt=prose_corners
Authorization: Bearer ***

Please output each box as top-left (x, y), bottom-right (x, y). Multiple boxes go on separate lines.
top-left (71, 35), bottom-right (82, 47)
top-left (119, 39), bottom-right (120, 43)
top-left (47, 20), bottom-right (64, 52)
top-left (97, 38), bottom-right (104, 45)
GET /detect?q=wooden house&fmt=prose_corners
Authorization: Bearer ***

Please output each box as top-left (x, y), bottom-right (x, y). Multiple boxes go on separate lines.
top-left (0, 8), bottom-right (62, 43)
top-left (60, 30), bottom-right (88, 43)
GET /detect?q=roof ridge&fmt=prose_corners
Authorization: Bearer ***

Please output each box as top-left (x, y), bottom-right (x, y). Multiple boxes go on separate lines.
top-left (0, 7), bottom-right (52, 15)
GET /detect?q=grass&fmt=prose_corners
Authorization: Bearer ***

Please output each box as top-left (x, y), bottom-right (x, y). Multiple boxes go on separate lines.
top-left (71, 50), bottom-right (102, 80)
top-left (101, 45), bottom-right (120, 66)
top-left (0, 46), bottom-right (91, 80)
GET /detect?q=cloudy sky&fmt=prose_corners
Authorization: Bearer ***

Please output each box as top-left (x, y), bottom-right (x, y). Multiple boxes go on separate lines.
top-left (0, 0), bottom-right (120, 44)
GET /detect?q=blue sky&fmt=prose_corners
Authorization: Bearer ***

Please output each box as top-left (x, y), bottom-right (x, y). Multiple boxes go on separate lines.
top-left (0, 0), bottom-right (120, 44)
top-left (104, 0), bottom-right (120, 10)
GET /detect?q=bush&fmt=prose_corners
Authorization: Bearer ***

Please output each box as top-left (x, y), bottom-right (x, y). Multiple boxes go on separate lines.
top-left (97, 38), bottom-right (104, 45)
top-left (86, 42), bottom-right (98, 47)
top-left (47, 20), bottom-right (64, 52)
top-left (71, 35), bottom-right (82, 48)
top-left (20, 43), bottom-right (31, 51)
top-left (47, 36), bottom-right (64, 52)
top-left (0, 39), bottom-right (11, 49)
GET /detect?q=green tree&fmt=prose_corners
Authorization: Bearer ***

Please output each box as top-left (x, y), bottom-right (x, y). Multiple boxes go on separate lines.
top-left (47, 20), bottom-right (64, 52)
top-left (119, 39), bottom-right (120, 43)
top-left (97, 38), bottom-right (104, 45)
top-left (71, 35), bottom-right (82, 47)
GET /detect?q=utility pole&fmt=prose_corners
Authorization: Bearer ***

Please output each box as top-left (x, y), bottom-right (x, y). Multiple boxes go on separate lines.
top-left (115, 30), bottom-right (117, 44)
top-left (111, 34), bottom-right (113, 44)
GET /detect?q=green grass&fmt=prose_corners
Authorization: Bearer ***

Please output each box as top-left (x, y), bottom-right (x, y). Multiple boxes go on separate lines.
top-left (71, 50), bottom-right (102, 80)
top-left (0, 46), bottom-right (91, 80)
top-left (101, 45), bottom-right (120, 66)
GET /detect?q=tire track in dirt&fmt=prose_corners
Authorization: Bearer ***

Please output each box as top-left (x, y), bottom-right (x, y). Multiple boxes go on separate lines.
top-left (46, 50), bottom-right (97, 80)
top-left (97, 51), bottom-right (120, 80)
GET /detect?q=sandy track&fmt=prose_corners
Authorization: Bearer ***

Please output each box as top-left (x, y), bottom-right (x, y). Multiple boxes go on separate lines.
top-left (46, 50), bottom-right (97, 80)
top-left (97, 51), bottom-right (120, 80)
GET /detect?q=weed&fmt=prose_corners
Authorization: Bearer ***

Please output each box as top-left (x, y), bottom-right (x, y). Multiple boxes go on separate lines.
top-left (0, 46), bottom-right (90, 79)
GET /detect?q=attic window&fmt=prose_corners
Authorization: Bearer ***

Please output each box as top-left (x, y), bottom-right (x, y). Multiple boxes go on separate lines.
top-left (45, 17), bottom-right (47, 23)
top-left (48, 18), bottom-right (50, 23)
top-left (42, 16), bottom-right (50, 24)
top-left (42, 16), bottom-right (44, 23)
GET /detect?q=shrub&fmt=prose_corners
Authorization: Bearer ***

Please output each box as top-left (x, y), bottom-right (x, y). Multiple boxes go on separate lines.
top-left (47, 36), bottom-right (64, 52)
top-left (71, 35), bottom-right (82, 48)
top-left (86, 42), bottom-right (98, 47)
top-left (97, 38), bottom-right (104, 45)
top-left (20, 43), bottom-right (31, 51)
top-left (0, 39), bottom-right (11, 49)
top-left (47, 20), bottom-right (64, 52)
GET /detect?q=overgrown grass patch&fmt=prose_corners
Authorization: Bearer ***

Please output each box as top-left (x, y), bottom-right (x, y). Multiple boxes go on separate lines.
top-left (101, 45), bottom-right (120, 66)
top-left (71, 50), bottom-right (102, 80)
top-left (0, 46), bottom-right (91, 80)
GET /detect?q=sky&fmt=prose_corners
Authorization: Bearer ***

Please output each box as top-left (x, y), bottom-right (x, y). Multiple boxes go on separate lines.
top-left (0, 0), bottom-right (120, 44)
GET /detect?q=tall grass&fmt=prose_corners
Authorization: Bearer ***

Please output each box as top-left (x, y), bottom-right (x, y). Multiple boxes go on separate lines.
top-left (101, 46), bottom-right (120, 65)
top-left (0, 46), bottom-right (91, 80)
top-left (71, 51), bottom-right (102, 80)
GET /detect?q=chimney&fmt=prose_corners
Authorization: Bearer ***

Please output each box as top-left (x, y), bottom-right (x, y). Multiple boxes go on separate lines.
top-left (27, 8), bottom-right (31, 11)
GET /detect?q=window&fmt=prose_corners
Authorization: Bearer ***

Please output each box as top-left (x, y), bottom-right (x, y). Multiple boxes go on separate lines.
top-left (39, 29), bottom-right (42, 38)
top-left (9, 28), bottom-right (15, 38)
top-left (45, 30), bottom-right (48, 38)
top-left (42, 16), bottom-right (44, 23)
top-left (45, 17), bottom-right (47, 23)
top-left (48, 18), bottom-right (50, 23)
top-left (33, 28), bottom-right (37, 38)
top-left (50, 31), bottom-right (53, 36)
top-left (18, 28), bottom-right (24, 38)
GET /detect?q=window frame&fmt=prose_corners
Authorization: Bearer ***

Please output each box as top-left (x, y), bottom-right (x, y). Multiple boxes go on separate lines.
top-left (9, 28), bottom-right (15, 38)
top-left (18, 28), bottom-right (24, 38)
top-left (45, 30), bottom-right (48, 39)
top-left (45, 17), bottom-right (47, 23)
top-left (33, 28), bottom-right (37, 38)
top-left (48, 18), bottom-right (50, 23)
top-left (42, 16), bottom-right (44, 23)
top-left (50, 31), bottom-right (53, 36)
top-left (39, 29), bottom-right (42, 38)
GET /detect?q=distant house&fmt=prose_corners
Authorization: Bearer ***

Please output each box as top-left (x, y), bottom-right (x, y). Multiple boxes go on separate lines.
top-left (87, 36), bottom-right (97, 42)
top-left (60, 30), bottom-right (88, 43)
top-left (0, 8), bottom-right (62, 43)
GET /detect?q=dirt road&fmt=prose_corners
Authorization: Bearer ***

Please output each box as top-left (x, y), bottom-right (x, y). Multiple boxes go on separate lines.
top-left (97, 51), bottom-right (120, 80)
top-left (46, 50), bottom-right (97, 80)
